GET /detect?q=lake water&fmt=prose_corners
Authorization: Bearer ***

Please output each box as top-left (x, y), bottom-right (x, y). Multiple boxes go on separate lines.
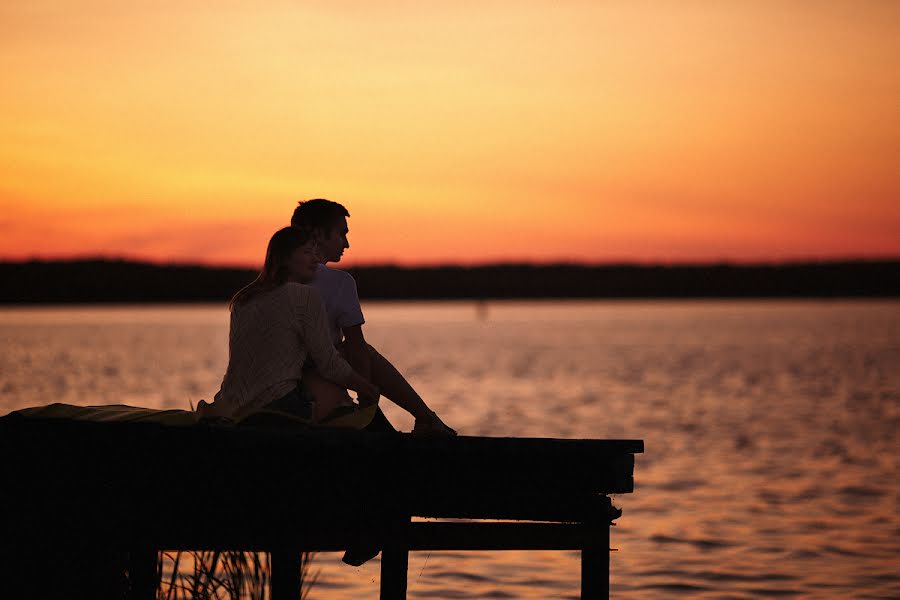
top-left (1, 300), bottom-right (898, 598)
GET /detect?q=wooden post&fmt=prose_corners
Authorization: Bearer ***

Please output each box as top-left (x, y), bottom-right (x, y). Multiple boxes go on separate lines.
top-left (380, 515), bottom-right (410, 600)
top-left (272, 549), bottom-right (303, 600)
top-left (581, 497), bottom-right (612, 600)
top-left (129, 547), bottom-right (159, 600)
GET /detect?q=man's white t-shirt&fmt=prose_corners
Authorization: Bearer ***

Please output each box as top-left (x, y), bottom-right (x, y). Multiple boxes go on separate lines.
top-left (310, 263), bottom-right (365, 345)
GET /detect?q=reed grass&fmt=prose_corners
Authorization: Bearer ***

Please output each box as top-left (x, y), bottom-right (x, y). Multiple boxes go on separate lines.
top-left (156, 550), bottom-right (319, 600)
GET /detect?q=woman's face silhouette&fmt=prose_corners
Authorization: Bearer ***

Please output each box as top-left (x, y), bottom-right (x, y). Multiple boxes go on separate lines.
top-left (286, 240), bottom-right (319, 283)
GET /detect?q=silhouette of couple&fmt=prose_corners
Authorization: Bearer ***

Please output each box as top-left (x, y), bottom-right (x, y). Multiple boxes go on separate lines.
top-left (198, 199), bottom-right (455, 437)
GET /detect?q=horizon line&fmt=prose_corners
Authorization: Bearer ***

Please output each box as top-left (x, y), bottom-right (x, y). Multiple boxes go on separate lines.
top-left (2, 255), bottom-right (899, 270)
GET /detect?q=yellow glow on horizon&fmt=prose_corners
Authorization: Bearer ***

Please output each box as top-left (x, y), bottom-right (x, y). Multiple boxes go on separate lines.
top-left (1, 1), bottom-right (898, 265)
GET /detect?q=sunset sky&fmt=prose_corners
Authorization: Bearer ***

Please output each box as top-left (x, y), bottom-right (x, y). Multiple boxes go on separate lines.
top-left (1, 1), bottom-right (898, 266)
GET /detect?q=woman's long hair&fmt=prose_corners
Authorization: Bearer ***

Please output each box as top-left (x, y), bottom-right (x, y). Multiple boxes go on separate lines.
top-left (230, 227), bottom-right (313, 310)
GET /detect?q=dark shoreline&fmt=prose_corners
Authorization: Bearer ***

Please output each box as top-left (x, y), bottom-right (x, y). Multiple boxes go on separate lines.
top-left (1, 259), bottom-right (897, 304)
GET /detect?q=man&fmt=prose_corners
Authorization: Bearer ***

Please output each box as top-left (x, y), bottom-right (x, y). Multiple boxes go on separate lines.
top-left (291, 199), bottom-right (455, 435)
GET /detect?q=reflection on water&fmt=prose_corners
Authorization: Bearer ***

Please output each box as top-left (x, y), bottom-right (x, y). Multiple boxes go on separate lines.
top-left (1, 300), bottom-right (898, 598)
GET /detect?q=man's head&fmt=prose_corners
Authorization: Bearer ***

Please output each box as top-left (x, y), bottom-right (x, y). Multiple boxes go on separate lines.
top-left (291, 198), bottom-right (350, 263)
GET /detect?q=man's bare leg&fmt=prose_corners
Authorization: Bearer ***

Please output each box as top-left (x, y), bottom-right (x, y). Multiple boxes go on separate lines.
top-left (308, 344), bottom-right (453, 432)
top-left (364, 344), bottom-right (431, 419)
top-left (366, 344), bottom-right (455, 434)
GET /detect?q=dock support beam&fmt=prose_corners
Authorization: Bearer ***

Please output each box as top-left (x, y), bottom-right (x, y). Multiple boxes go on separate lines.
top-left (581, 496), bottom-right (612, 599)
top-left (580, 524), bottom-right (610, 599)
top-left (129, 546), bottom-right (159, 600)
top-left (272, 549), bottom-right (303, 600)
top-left (380, 515), bottom-right (411, 600)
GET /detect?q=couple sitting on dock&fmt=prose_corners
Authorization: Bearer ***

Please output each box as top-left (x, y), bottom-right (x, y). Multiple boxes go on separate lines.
top-left (198, 198), bottom-right (455, 436)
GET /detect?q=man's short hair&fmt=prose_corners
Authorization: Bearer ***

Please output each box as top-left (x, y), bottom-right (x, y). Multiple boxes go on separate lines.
top-left (291, 198), bottom-right (350, 233)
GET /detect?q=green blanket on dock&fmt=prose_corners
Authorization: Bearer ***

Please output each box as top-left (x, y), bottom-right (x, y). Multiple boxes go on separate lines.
top-left (9, 403), bottom-right (200, 426)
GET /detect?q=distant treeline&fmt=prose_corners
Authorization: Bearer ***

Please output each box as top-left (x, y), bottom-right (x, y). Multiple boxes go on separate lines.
top-left (0, 259), bottom-right (897, 304)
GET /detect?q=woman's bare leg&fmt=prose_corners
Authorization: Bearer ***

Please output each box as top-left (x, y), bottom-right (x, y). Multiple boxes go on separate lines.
top-left (301, 368), bottom-right (354, 422)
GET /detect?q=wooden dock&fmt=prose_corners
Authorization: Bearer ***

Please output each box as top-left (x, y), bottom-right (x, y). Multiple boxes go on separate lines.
top-left (0, 411), bottom-right (643, 599)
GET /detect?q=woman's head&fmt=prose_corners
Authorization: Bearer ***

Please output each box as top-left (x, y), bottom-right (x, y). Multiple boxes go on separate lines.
top-left (260, 226), bottom-right (318, 284)
top-left (230, 227), bottom-right (318, 308)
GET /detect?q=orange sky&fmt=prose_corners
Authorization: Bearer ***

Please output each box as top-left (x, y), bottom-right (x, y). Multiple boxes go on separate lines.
top-left (1, 1), bottom-right (898, 266)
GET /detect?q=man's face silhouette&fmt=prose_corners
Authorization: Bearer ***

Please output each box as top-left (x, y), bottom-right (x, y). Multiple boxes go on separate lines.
top-left (317, 217), bottom-right (350, 264)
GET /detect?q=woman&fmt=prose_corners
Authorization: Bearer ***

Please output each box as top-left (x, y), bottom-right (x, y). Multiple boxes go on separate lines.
top-left (201, 227), bottom-right (379, 422)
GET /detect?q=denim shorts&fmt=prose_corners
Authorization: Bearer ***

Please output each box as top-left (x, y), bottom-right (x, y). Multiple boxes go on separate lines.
top-left (263, 382), bottom-right (316, 422)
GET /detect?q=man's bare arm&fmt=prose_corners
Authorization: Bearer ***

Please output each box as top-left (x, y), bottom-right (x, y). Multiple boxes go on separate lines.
top-left (342, 324), bottom-right (374, 402)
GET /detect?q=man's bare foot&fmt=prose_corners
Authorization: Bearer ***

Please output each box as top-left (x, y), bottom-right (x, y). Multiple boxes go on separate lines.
top-left (412, 411), bottom-right (457, 436)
